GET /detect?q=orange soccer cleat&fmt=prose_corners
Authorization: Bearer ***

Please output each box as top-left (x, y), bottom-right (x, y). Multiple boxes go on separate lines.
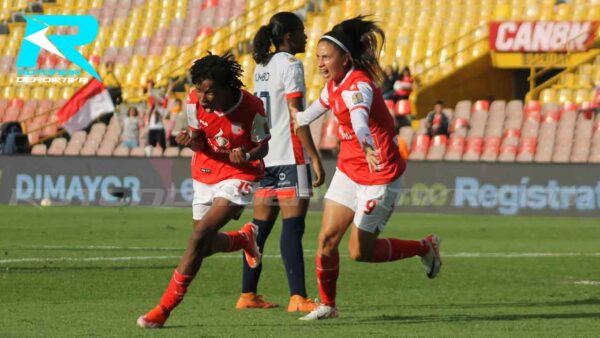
top-left (287, 295), bottom-right (319, 313)
top-left (235, 292), bottom-right (279, 309)
top-left (240, 223), bottom-right (262, 269)
top-left (137, 305), bottom-right (169, 329)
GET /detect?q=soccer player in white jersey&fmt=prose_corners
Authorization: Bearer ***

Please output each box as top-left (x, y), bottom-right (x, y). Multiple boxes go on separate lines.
top-left (235, 12), bottom-right (325, 313)
top-left (294, 16), bottom-right (442, 321)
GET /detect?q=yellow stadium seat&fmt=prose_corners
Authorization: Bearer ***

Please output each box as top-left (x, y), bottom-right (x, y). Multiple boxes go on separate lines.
top-left (2, 86), bottom-right (15, 99)
top-left (31, 87), bottom-right (46, 100)
top-left (46, 86), bottom-right (60, 100)
top-left (16, 86), bottom-right (30, 100)
top-left (574, 89), bottom-right (590, 104)
top-left (557, 89), bottom-right (572, 104)
top-left (62, 87), bottom-right (75, 100)
top-left (539, 88), bottom-right (556, 103)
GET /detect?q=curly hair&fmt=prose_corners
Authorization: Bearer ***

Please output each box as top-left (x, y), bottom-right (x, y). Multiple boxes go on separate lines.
top-left (189, 52), bottom-right (244, 89)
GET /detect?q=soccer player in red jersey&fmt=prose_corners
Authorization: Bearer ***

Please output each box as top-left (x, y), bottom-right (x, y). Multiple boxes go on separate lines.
top-left (294, 17), bottom-right (443, 320)
top-left (137, 53), bottom-right (271, 328)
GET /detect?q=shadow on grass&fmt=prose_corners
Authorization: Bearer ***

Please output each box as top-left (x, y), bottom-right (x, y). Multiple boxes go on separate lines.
top-left (345, 298), bottom-right (600, 310)
top-left (364, 312), bottom-right (600, 324)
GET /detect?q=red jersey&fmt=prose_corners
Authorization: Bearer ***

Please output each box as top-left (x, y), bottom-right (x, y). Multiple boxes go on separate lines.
top-left (186, 89), bottom-right (270, 184)
top-left (319, 69), bottom-right (405, 185)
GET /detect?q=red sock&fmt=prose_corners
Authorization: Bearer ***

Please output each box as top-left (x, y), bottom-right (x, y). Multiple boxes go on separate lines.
top-left (316, 253), bottom-right (339, 307)
top-left (371, 238), bottom-right (429, 262)
top-left (158, 270), bottom-right (195, 311)
top-left (224, 230), bottom-right (249, 252)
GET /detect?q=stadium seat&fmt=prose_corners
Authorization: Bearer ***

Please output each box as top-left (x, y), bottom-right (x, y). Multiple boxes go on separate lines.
top-left (113, 145), bottom-right (130, 157)
top-left (462, 136), bottom-right (483, 162)
top-left (497, 144), bottom-right (517, 162)
top-left (130, 147), bottom-right (146, 157)
top-left (443, 135), bottom-right (464, 161)
top-left (409, 134), bottom-right (430, 160)
top-left (164, 147), bottom-right (180, 157)
top-left (30, 144), bottom-right (47, 156)
top-left (398, 126), bottom-right (414, 149)
top-left (395, 100), bottom-right (411, 116)
top-left (471, 100), bottom-right (489, 113)
top-left (180, 147), bottom-right (194, 157)
top-left (426, 135), bottom-right (447, 161)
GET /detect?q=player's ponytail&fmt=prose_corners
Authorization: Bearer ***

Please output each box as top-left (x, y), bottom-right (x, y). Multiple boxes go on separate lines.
top-left (321, 15), bottom-right (385, 83)
top-left (252, 12), bottom-right (304, 65)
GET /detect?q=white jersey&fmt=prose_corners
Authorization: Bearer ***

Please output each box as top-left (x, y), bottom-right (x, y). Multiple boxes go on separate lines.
top-left (253, 52), bottom-right (308, 166)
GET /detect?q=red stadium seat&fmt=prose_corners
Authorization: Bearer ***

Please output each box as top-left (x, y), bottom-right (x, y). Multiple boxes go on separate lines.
top-left (471, 100), bottom-right (489, 113)
top-left (409, 134), bottom-right (430, 160)
top-left (524, 100), bottom-right (541, 115)
top-left (395, 99), bottom-right (411, 116)
top-left (444, 135), bottom-right (464, 161)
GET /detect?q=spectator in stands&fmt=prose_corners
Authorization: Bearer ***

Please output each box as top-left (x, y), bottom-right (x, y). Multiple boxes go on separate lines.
top-left (121, 107), bottom-right (141, 149)
top-left (144, 79), bottom-right (171, 150)
top-left (102, 61), bottom-right (122, 106)
top-left (393, 66), bottom-right (414, 101)
top-left (425, 100), bottom-right (450, 138)
top-left (381, 65), bottom-right (397, 100)
top-left (167, 98), bottom-right (186, 148)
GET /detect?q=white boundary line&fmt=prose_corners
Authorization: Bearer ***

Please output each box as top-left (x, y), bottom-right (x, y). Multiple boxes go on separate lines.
top-left (1, 252), bottom-right (599, 264)
top-left (574, 281), bottom-right (600, 285)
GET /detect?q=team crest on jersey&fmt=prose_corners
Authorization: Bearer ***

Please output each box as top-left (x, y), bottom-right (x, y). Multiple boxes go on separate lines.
top-left (351, 92), bottom-right (364, 104)
top-left (287, 56), bottom-right (297, 63)
top-left (207, 128), bottom-right (230, 151)
top-left (231, 123), bottom-right (243, 135)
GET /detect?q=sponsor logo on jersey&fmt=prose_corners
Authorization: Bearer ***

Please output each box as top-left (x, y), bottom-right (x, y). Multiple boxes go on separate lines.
top-left (278, 172), bottom-right (286, 181)
top-left (352, 92), bottom-right (364, 104)
top-left (231, 123), bottom-right (243, 135)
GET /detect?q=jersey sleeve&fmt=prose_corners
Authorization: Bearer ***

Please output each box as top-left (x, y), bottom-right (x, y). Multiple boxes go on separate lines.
top-left (251, 112), bottom-right (271, 144)
top-left (341, 81), bottom-right (374, 114)
top-left (318, 86), bottom-right (330, 108)
top-left (185, 90), bottom-right (200, 131)
top-left (282, 57), bottom-right (306, 99)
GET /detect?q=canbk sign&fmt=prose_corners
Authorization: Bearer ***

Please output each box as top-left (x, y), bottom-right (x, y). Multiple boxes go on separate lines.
top-left (489, 21), bottom-right (598, 52)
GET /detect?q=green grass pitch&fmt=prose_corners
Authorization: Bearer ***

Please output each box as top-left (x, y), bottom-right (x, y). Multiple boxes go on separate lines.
top-left (0, 205), bottom-right (598, 337)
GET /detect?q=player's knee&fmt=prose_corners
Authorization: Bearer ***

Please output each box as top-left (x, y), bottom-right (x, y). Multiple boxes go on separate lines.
top-left (348, 244), bottom-right (370, 262)
top-left (318, 232), bottom-right (339, 255)
top-left (191, 221), bottom-right (214, 243)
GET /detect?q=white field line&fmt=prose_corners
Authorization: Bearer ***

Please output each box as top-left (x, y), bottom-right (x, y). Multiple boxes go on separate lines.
top-left (574, 281), bottom-right (600, 285)
top-left (1, 250), bottom-right (599, 264)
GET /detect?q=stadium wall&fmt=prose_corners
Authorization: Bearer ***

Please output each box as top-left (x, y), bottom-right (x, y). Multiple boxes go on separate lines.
top-left (1, 157), bottom-right (599, 217)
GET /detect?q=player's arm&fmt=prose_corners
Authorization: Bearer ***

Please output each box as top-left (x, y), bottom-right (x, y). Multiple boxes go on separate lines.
top-left (294, 87), bottom-right (329, 129)
top-left (181, 95), bottom-right (206, 152)
top-left (288, 96), bottom-right (325, 187)
top-left (342, 82), bottom-right (380, 172)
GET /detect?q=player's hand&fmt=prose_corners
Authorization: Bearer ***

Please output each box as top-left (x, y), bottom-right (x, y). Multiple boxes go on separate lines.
top-left (362, 141), bottom-right (380, 172)
top-left (311, 157), bottom-right (325, 187)
top-left (175, 129), bottom-right (192, 146)
top-left (229, 147), bottom-right (246, 164)
top-left (291, 111), bottom-right (300, 134)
